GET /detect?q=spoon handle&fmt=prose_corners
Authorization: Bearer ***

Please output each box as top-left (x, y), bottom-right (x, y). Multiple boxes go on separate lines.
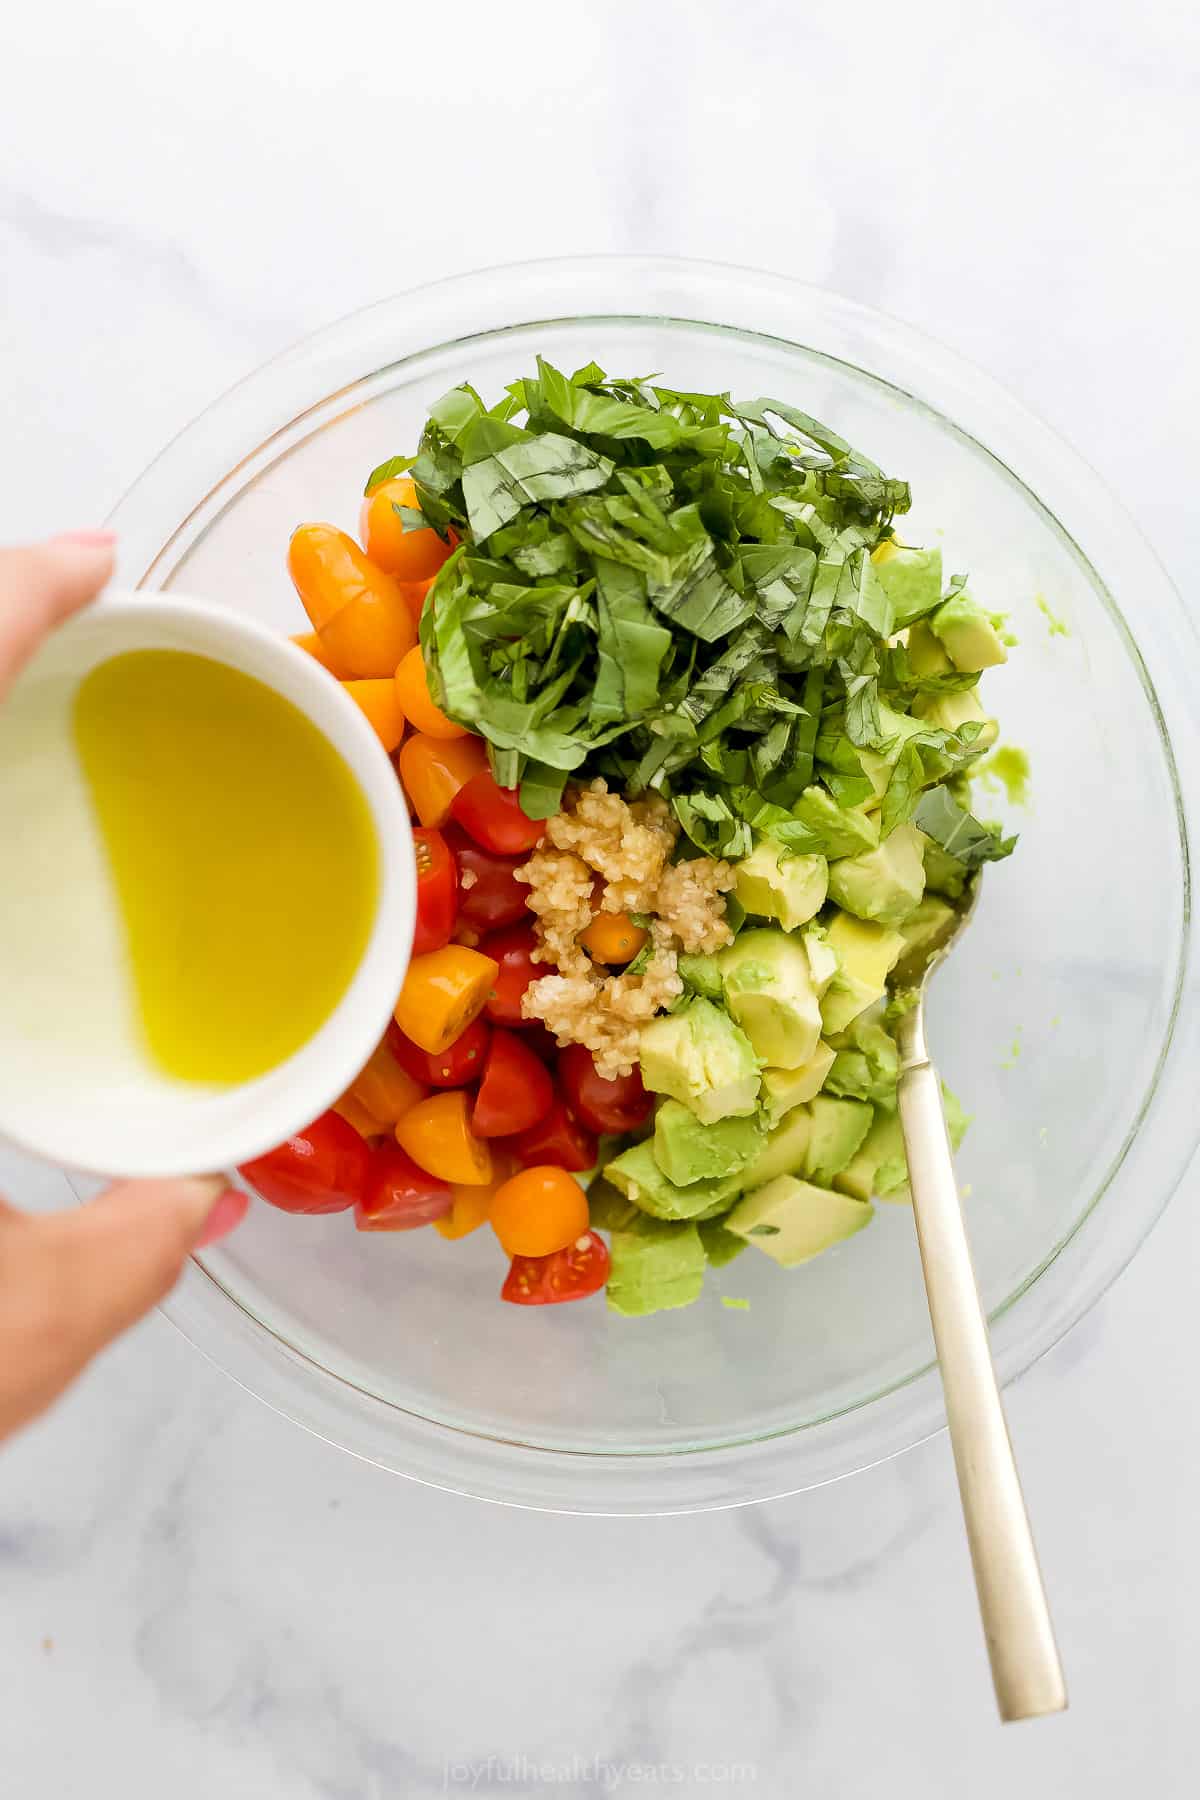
top-left (897, 1047), bottom-right (1067, 1723)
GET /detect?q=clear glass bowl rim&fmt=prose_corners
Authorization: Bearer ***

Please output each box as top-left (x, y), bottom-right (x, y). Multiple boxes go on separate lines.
top-left (106, 254), bottom-right (1200, 1514)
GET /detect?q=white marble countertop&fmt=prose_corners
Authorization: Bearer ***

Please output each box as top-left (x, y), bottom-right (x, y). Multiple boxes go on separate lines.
top-left (3, 3), bottom-right (1199, 1793)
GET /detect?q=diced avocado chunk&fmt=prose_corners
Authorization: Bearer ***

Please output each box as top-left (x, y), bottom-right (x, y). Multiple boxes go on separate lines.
top-left (790, 786), bottom-right (880, 859)
top-left (725, 1175), bottom-right (874, 1267)
top-left (697, 1218), bottom-right (748, 1269)
top-left (605, 1140), bottom-right (742, 1221)
top-left (930, 593), bottom-right (1009, 673)
top-left (734, 840), bottom-right (828, 930)
top-left (804, 1094), bottom-right (873, 1185)
top-left (912, 685), bottom-right (999, 750)
top-left (897, 895), bottom-right (959, 963)
top-left (761, 1042), bottom-right (837, 1125)
top-left (820, 913), bottom-right (907, 1034)
top-left (868, 542), bottom-right (943, 629)
top-left (804, 928), bottom-right (838, 997)
top-left (834, 1109), bottom-right (908, 1203)
top-left (739, 1105), bottom-right (814, 1190)
top-left (652, 1099), bottom-right (764, 1187)
top-left (719, 929), bottom-right (822, 1070)
top-left (827, 822), bottom-right (926, 928)
top-left (639, 998), bottom-right (760, 1125)
top-left (607, 1218), bottom-right (707, 1316)
top-left (676, 953), bottom-right (724, 1001)
top-left (921, 839), bottom-right (969, 902)
top-left (824, 1014), bottom-right (899, 1108)
top-left (906, 618), bottom-right (952, 676)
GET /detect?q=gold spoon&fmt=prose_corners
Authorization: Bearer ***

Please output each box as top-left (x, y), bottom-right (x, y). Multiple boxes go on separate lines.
top-left (891, 883), bottom-right (1068, 1723)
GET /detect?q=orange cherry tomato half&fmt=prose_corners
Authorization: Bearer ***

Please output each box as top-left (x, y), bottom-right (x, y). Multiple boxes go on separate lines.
top-left (348, 1037), bottom-right (428, 1128)
top-left (355, 1144), bottom-right (453, 1232)
top-left (396, 1090), bottom-right (493, 1186)
top-left (341, 678), bottom-right (405, 752)
top-left (450, 769), bottom-right (545, 855)
top-left (394, 647), bottom-right (467, 740)
top-left (489, 1164), bottom-right (590, 1258)
top-left (359, 476), bottom-right (455, 582)
top-left (411, 827), bottom-right (458, 956)
top-left (471, 1029), bottom-right (554, 1138)
top-left (433, 1157), bottom-right (513, 1240)
top-left (501, 1229), bottom-right (611, 1306)
top-left (393, 945), bottom-right (498, 1056)
top-left (239, 1111), bottom-right (371, 1215)
top-left (578, 909), bottom-right (648, 966)
top-left (333, 1091), bottom-right (387, 1141)
top-left (290, 629), bottom-right (349, 677)
top-left (288, 523), bottom-right (416, 676)
top-left (397, 732), bottom-right (489, 828)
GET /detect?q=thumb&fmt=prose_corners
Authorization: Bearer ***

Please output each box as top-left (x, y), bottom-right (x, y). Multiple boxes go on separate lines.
top-left (34, 1177), bottom-right (250, 1356)
top-left (0, 533), bottom-right (116, 699)
top-left (0, 1177), bottom-right (250, 1440)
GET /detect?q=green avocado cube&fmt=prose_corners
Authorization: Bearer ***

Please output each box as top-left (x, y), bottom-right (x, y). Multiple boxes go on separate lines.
top-left (921, 841), bottom-right (970, 902)
top-left (652, 1099), bottom-right (764, 1187)
top-left (761, 1042), bottom-right (837, 1125)
top-left (906, 618), bottom-right (953, 676)
top-left (827, 822), bottom-right (927, 928)
top-left (719, 929), bottom-right (822, 1069)
top-left (789, 786), bottom-right (880, 859)
top-left (912, 685), bottom-right (999, 750)
top-left (804, 1094), bottom-right (873, 1184)
top-left (930, 592), bottom-right (1009, 673)
top-left (696, 1218), bottom-right (748, 1268)
top-left (605, 1141), bottom-right (743, 1220)
top-left (639, 998), bottom-right (760, 1125)
top-left (606, 1218), bottom-right (707, 1316)
top-left (733, 840), bottom-right (828, 930)
top-left (725, 1175), bottom-right (874, 1267)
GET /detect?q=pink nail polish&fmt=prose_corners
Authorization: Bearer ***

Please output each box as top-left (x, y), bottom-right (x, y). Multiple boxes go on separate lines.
top-left (195, 1187), bottom-right (251, 1249)
top-left (53, 528), bottom-right (117, 548)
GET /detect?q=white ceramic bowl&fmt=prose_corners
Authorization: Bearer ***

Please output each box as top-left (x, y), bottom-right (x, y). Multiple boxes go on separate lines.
top-left (0, 592), bottom-right (414, 1179)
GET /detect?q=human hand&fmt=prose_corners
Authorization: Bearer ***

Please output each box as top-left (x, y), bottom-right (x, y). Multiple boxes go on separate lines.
top-left (0, 535), bottom-right (249, 1444)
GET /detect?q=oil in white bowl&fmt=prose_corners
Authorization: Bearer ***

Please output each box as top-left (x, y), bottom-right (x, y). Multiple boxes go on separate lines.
top-left (73, 649), bottom-right (380, 1085)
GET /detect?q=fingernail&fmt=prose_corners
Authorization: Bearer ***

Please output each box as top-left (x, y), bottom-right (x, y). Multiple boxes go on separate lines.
top-left (52, 529), bottom-right (117, 548)
top-left (195, 1187), bottom-right (251, 1249)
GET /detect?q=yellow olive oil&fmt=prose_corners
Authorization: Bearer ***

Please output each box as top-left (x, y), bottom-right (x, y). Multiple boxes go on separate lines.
top-left (73, 649), bottom-right (379, 1085)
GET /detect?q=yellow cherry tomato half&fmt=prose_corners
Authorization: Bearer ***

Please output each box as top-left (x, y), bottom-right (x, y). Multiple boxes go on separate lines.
top-left (396, 731), bottom-right (489, 827)
top-left (393, 945), bottom-right (498, 1055)
top-left (341, 678), bottom-right (405, 752)
top-left (578, 909), bottom-right (648, 966)
top-left (489, 1165), bottom-right (590, 1257)
top-left (394, 647), bottom-right (467, 740)
top-left (288, 523), bottom-right (416, 676)
top-left (396, 1090), bottom-right (493, 1186)
top-left (359, 477), bottom-right (455, 583)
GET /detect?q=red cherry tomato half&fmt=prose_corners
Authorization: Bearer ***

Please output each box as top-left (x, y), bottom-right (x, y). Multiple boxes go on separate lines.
top-left (355, 1144), bottom-right (453, 1231)
top-left (471, 1030), bottom-right (554, 1138)
top-left (450, 769), bottom-right (545, 855)
top-left (442, 822), bottom-right (530, 933)
top-left (388, 1016), bottom-right (491, 1087)
top-left (411, 827), bottom-right (458, 956)
top-left (239, 1111), bottom-right (371, 1215)
top-left (519, 1021), bottom-right (560, 1063)
top-left (501, 1229), bottom-right (611, 1306)
top-left (557, 1043), bottom-right (654, 1136)
top-left (502, 1095), bottom-right (597, 1173)
top-left (478, 922), bottom-right (540, 1027)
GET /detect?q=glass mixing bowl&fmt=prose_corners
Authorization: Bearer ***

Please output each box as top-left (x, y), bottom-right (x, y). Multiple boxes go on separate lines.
top-left (99, 258), bottom-right (1200, 1513)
